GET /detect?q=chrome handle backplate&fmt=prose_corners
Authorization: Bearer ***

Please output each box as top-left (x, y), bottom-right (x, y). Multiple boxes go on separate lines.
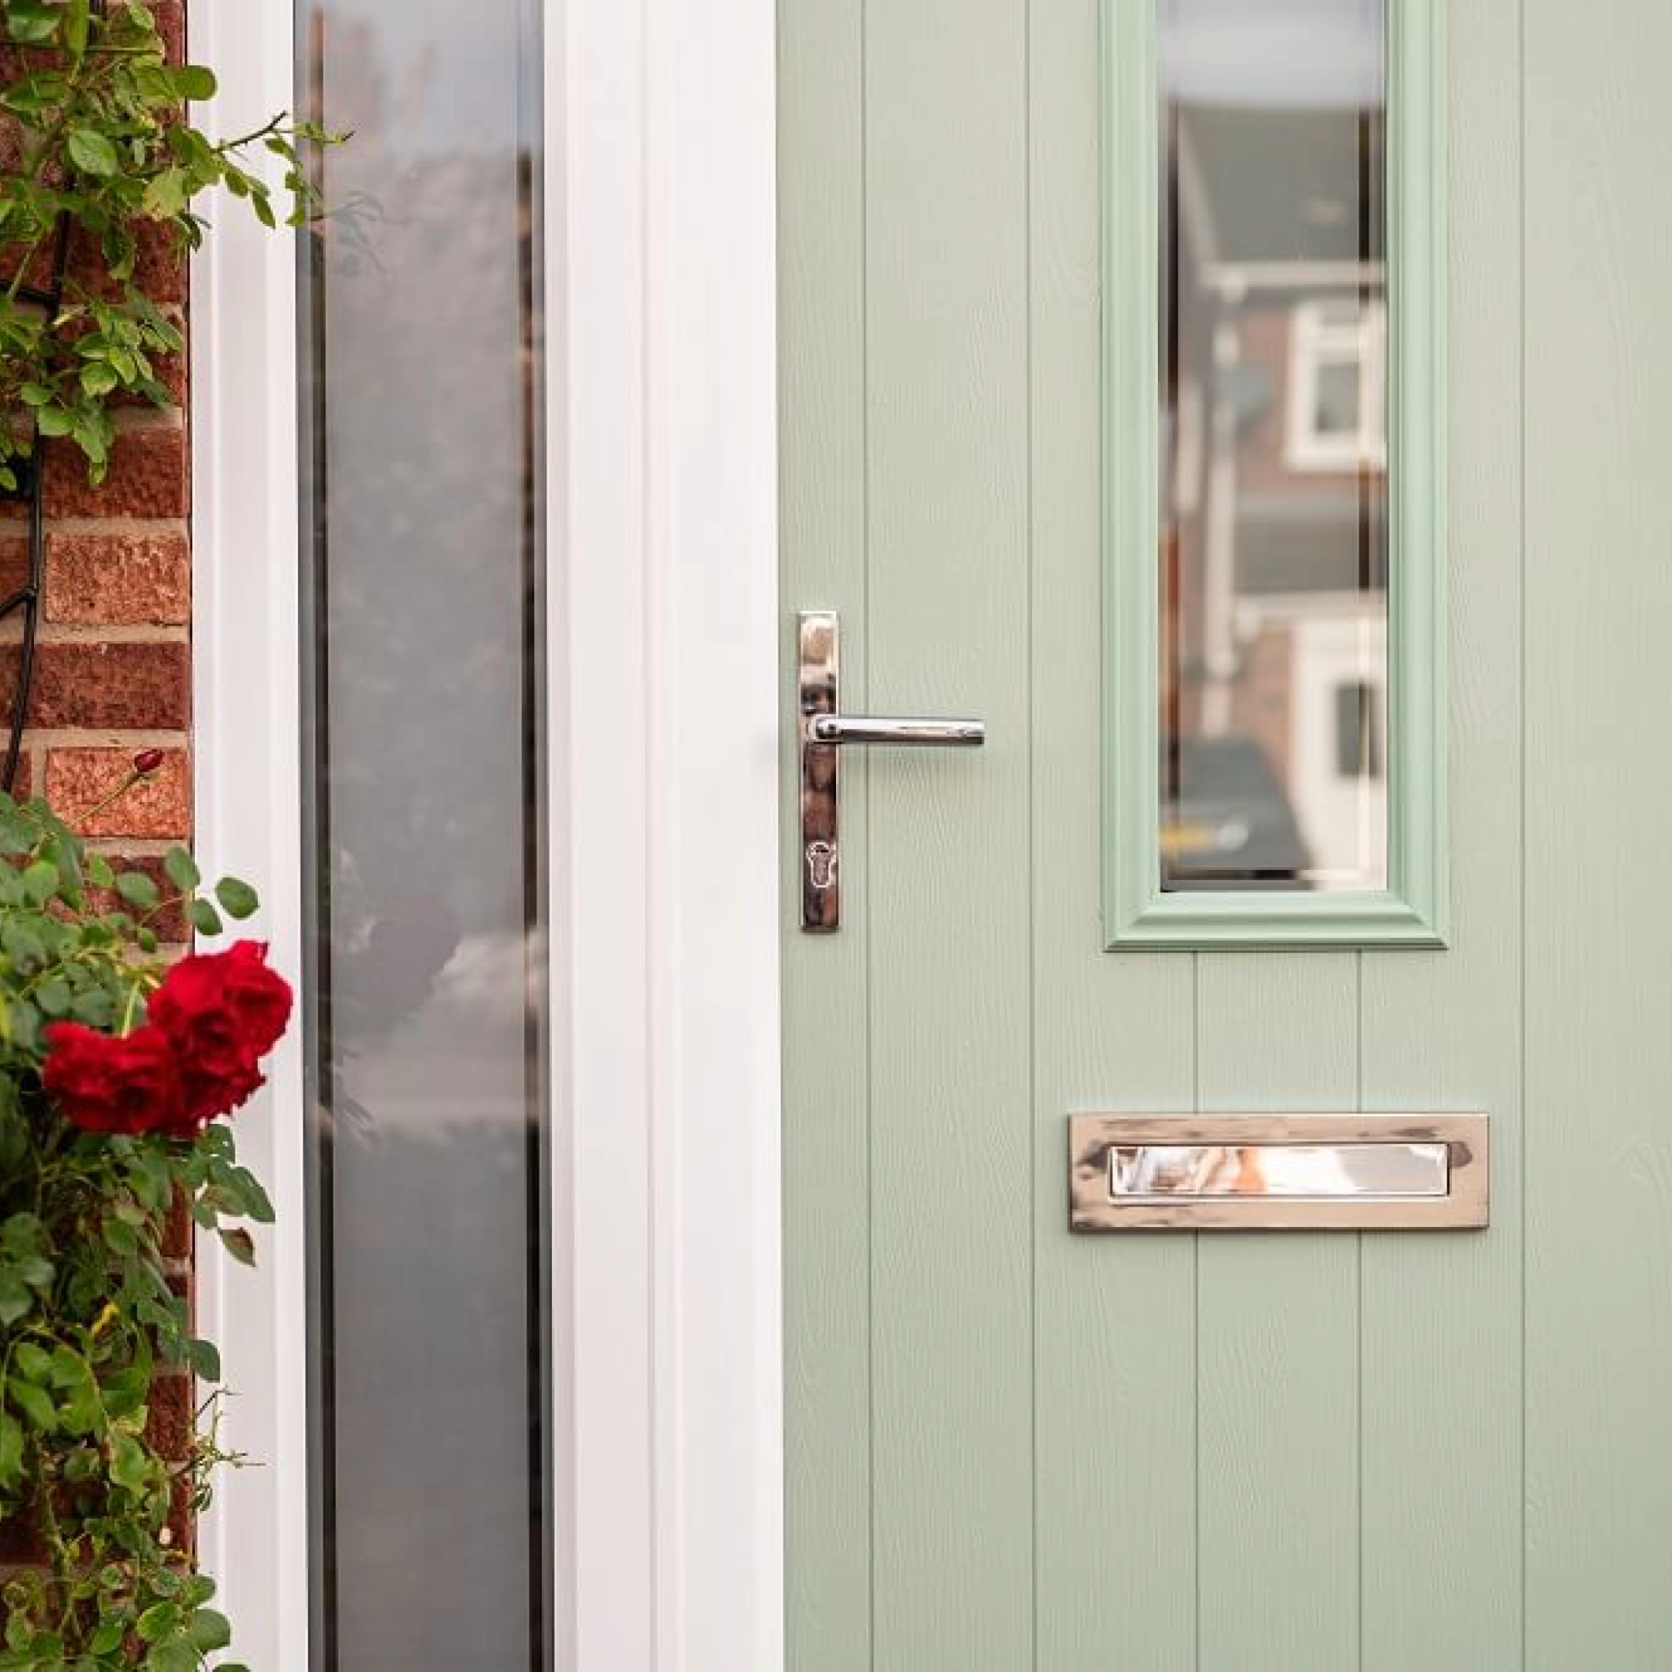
top-left (798, 610), bottom-right (986, 932)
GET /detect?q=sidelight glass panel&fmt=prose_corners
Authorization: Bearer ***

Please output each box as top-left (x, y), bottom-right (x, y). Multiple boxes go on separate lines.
top-left (1158, 0), bottom-right (1388, 892)
top-left (297, 2), bottom-right (550, 1669)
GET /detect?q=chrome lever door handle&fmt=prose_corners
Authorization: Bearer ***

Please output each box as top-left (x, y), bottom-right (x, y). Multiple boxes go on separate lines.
top-left (798, 610), bottom-right (985, 932)
top-left (809, 713), bottom-right (985, 747)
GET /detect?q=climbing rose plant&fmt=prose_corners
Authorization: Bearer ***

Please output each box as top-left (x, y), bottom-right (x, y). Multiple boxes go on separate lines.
top-left (0, 767), bottom-right (291, 1671)
top-left (0, 0), bottom-right (333, 488)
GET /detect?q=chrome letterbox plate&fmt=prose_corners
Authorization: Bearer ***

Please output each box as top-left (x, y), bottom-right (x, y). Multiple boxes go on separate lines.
top-left (1069, 1113), bottom-right (1488, 1231)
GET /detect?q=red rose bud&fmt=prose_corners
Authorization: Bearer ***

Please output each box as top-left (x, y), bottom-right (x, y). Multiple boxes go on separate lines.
top-left (132, 748), bottom-right (166, 775)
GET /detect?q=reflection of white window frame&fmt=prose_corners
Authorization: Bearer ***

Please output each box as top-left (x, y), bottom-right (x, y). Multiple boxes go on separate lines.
top-left (1285, 298), bottom-right (1387, 472)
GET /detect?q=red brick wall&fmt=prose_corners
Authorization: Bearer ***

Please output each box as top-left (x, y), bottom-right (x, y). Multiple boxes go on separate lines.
top-left (1, 0), bottom-right (191, 865)
top-left (0, 0), bottom-right (194, 1587)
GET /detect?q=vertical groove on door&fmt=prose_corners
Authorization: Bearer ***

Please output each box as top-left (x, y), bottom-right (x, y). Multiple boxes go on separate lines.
top-left (780, 0), bottom-right (873, 1665)
top-left (864, 2), bottom-right (1034, 1667)
top-left (1194, 956), bottom-right (1359, 1672)
top-left (1523, 0), bottom-right (1672, 1664)
top-left (1358, 1), bottom-right (1524, 1664)
top-left (1029, 0), bottom-right (1199, 1667)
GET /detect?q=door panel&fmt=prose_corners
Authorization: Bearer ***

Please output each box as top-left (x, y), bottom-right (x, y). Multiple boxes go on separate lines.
top-left (1196, 955), bottom-right (1358, 1671)
top-left (866, 0), bottom-right (1033, 1667)
top-left (1029, 8), bottom-right (1197, 1672)
top-left (1524, 0), bottom-right (1672, 1664)
top-left (781, 3), bottom-right (1672, 1671)
top-left (780, 0), bottom-right (871, 1662)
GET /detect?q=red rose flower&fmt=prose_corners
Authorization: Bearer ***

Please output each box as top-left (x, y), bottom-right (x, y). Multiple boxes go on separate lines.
top-left (148, 940), bottom-right (293, 1125)
top-left (42, 1022), bottom-right (187, 1137)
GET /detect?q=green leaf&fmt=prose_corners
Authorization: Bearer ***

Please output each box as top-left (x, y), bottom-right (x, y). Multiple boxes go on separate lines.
top-left (5, 4), bottom-right (61, 45)
top-left (0, 1270), bottom-right (31, 1327)
top-left (227, 1166), bottom-right (275, 1224)
top-left (8, 1376), bottom-right (56, 1432)
top-left (116, 871), bottom-right (159, 909)
top-left (217, 1227), bottom-right (256, 1266)
top-left (214, 876), bottom-right (259, 920)
top-left (187, 898), bottom-right (223, 937)
top-left (1, 920), bottom-right (45, 966)
top-left (142, 167), bottom-right (189, 220)
top-left (163, 846), bottom-right (200, 891)
top-left (146, 1640), bottom-right (200, 1672)
top-left (66, 129), bottom-right (119, 178)
top-left (186, 1609), bottom-right (232, 1653)
top-left (184, 1337), bottom-right (221, 1382)
top-left (88, 1623), bottom-right (125, 1656)
top-left (12, 1344), bottom-right (51, 1384)
top-left (64, 0), bottom-right (89, 57)
top-left (19, 859), bottom-right (56, 905)
top-left (34, 978), bottom-right (70, 1018)
top-left (69, 988), bottom-right (114, 1027)
top-left (0, 1411), bottom-right (22, 1493)
top-left (102, 1216), bottom-right (139, 1257)
top-left (85, 852), bottom-right (115, 888)
top-left (135, 1604), bottom-right (179, 1644)
top-left (34, 405), bottom-right (74, 438)
top-left (109, 1430), bottom-right (149, 1494)
top-left (175, 64), bottom-right (218, 101)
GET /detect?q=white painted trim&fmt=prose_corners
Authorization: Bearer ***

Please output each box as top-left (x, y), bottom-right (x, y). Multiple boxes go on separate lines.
top-left (192, 0), bottom-right (783, 1668)
top-left (555, 0), bottom-right (783, 1667)
top-left (188, 1), bottom-right (310, 1666)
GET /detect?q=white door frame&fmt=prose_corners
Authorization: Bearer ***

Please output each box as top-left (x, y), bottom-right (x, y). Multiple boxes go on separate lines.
top-left (189, 1), bottom-right (783, 1667)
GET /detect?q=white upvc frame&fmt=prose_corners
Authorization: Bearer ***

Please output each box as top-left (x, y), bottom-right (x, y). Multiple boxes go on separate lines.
top-left (191, 1), bottom-right (783, 1668)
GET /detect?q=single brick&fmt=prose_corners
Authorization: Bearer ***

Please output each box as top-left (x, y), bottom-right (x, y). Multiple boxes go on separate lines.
top-left (42, 427), bottom-right (188, 520)
top-left (45, 531), bottom-right (190, 626)
top-left (167, 1475), bottom-right (195, 1559)
top-left (145, 1372), bottom-right (194, 1462)
top-left (3, 641), bottom-right (190, 729)
top-left (151, 0), bottom-right (185, 66)
top-left (0, 536), bottom-right (27, 602)
top-left (163, 1188), bottom-right (194, 1260)
top-left (45, 747), bottom-right (190, 839)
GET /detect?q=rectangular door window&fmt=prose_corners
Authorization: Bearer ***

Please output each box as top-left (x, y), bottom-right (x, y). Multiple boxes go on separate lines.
top-left (297, 2), bottom-right (552, 1667)
top-left (1105, 0), bottom-right (1445, 946)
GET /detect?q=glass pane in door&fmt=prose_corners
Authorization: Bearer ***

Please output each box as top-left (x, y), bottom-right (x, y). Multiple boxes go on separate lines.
top-left (1158, 0), bottom-right (1389, 892)
top-left (296, 2), bottom-right (550, 1667)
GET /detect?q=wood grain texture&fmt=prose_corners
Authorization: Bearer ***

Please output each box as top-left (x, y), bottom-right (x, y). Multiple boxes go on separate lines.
top-left (1523, 0), bottom-right (1672, 1664)
top-left (863, 1), bottom-right (1034, 1668)
top-left (1357, 0), bottom-right (1523, 1664)
top-left (779, 0), bottom-right (871, 1665)
top-left (1195, 955), bottom-right (1359, 1672)
top-left (1029, 1), bottom-right (1199, 1668)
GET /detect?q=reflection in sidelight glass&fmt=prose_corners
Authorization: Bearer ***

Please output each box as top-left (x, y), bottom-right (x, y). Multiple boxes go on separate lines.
top-left (298, 2), bottom-right (551, 1669)
top-left (1158, 0), bottom-right (1388, 892)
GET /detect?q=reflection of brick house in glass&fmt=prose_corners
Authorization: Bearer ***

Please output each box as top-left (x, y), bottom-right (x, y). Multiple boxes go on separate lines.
top-left (1163, 77), bottom-right (1389, 890)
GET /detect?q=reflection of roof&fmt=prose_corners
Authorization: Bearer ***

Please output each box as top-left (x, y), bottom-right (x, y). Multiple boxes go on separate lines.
top-left (1175, 104), bottom-right (1385, 268)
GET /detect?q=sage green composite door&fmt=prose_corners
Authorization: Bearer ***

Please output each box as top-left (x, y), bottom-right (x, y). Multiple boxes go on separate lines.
top-left (780, 2), bottom-right (1672, 1670)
